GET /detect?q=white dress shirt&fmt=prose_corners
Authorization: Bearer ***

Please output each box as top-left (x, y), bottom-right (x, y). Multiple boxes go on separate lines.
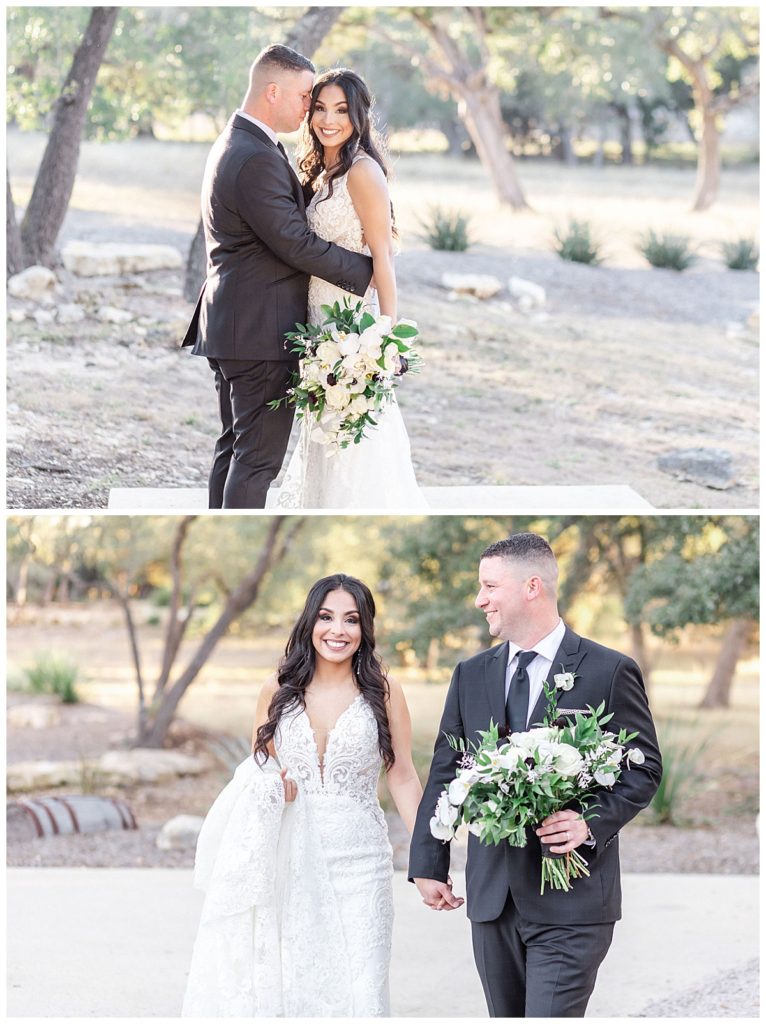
top-left (504, 618), bottom-right (566, 727)
top-left (236, 109), bottom-right (279, 146)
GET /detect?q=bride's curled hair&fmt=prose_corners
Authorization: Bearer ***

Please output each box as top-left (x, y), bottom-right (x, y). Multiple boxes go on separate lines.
top-left (253, 573), bottom-right (395, 770)
top-left (297, 68), bottom-right (393, 214)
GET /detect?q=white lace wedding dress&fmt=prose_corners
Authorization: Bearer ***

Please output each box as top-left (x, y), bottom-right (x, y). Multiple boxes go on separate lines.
top-left (271, 154), bottom-right (426, 509)
top-left (182, 693), bottom-right (394, 1017)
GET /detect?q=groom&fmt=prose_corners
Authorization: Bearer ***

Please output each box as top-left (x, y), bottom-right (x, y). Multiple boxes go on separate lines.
top-left (182, 44), bottom-right (373, 508)
top-left (409, 532), bottom-right (662, 1017)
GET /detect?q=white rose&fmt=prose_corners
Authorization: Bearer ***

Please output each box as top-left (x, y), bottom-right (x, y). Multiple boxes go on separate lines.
top-left (375, 314), bottom-right (393, 334)
top-left (552, 744), bottom-right (585, 777)
top-left (316, 340), bottom-right (342, 366)
top-left (554, 672), bottom-right (575, 691)
top-left (324, 384), bottom-right (351, 411)
top-left (337, 332), bottom-right (361, 357)
top-left (302, 361), bottom-right (323, 384)
top-left (430, 814), bottom-right (454, 842)
top-left (358, 324), bottom-right (384, 357)
top-left (496, 746), bottom-right (524, 771)
top-left (347, 394), bottom-right (370, 417)
top-left (627, 747), bottom-right (645, 765)
top-left (513, 727), bottom-right (556, 752)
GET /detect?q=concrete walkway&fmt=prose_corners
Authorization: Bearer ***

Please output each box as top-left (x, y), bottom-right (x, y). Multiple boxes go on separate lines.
top-left (7, 869), bottom-right (757, 1017)
top-left (107, 484), bottom-right (653, 511)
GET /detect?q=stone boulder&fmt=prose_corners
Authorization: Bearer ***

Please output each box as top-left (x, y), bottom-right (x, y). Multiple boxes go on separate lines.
top-left (509, 276), bottom-right (546, 311)
top-left (62, 241), bottom-right (183, 277)
top-left (7, 761), bottom-right (82, 793)
top-left (657, 448), bottom-right (736, 490)
top-left (97, 305), bottom-right (134, 325)
top-left (7, 704), bottom-right (61, 729)
top-left (96, 749), bottom-right (208, 786)
top-left (57, 303), bottom-right (87, 325)
top-left (442, 273), bottom-right (502, 300)
top-left (8, 266), bottom-right (57, 302)
top-left (156, 814), bottom-right (205, 851)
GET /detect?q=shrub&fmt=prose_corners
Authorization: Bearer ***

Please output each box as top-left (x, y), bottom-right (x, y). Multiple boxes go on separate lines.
top-left (553, 219), bottom-right (604, 265)
top-left (418, 206), bottom-right (472, 251)
top-left (23, 653), bottom-right (80, 704)
top-left (649, 716), bottom-right (713, 825)
top-left (639, 230), bottom-right (697, 271)
top-left (721, 237), bottom-right (759, 271)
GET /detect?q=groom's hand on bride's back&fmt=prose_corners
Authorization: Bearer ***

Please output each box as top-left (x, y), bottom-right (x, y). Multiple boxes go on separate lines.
top-left (413, 877), bottom-right (464, 911)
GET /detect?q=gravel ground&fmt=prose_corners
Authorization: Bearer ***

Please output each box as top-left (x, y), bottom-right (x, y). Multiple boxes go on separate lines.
top-left (639, 958), bottom-right (759, 1017)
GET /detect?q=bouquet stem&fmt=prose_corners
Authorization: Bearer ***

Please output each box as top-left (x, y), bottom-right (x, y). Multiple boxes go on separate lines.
top-left (540, 848), bottom-right (591, 895)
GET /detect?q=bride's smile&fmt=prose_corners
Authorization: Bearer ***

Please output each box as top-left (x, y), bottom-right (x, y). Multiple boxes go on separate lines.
top-left (312, 588), bottom-right (362, 663)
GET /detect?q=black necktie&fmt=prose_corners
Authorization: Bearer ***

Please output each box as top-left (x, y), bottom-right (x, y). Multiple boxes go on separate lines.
top-left (506, 650), bottom-right (538, 734)
top-left (276, 140), bottom-right (290, 164)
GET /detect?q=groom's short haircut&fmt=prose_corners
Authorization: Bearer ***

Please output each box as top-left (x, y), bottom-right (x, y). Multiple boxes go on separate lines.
top-left (481, 533), bottom-right (559, 590)
top-left (250, 44), bottom-right (315, 83)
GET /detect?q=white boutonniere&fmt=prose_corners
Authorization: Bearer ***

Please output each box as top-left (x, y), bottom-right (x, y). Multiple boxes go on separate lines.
top-left (553, 671), bottom-right (576, 691)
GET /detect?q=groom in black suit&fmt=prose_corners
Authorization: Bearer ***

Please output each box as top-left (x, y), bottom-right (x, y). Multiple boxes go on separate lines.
top-left (182, 45), bottom-right (373, 508)
top-left (409, 532), bottom-right (662, 1017)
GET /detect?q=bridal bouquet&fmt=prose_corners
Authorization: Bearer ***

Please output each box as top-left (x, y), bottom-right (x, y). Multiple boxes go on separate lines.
top-left (430, 681), bottom-right (644, 894)
top-left (270, 299), bottom-right (422, 453)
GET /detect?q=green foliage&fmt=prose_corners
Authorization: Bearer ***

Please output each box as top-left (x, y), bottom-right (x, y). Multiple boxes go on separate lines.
top-left (418, 206), bottom-right (472, 251)
top-left (649, 716), bottom-right (713, 825)
top-left (624, 516), bottom-right (759, 636)
top-left (639, 230), bottom-right (697, 271)
top-left (721, 238), bottom-right (759, 271)
top-left (553, 219), bottom-right (604, 265)
top-left (22, 652), bottom-right (80, 703)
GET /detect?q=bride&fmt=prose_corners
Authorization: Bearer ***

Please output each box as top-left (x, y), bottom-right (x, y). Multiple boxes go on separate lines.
top-left (271, 69), bottom-right (426, 509)
top-left (182, 573), bottom-right (425, 1016)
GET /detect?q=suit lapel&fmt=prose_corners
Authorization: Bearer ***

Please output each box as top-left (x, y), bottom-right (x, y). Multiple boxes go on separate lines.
top-left (528, 625), bottom-right (587, 726)
top-left (484, 642), bottom-right (510, 733)
top-left (230, 113), bottom-right (304, 195)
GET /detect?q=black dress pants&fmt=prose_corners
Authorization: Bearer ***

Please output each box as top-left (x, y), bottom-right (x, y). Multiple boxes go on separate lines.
top-left (207, 357), bottom-right (297, 509)
top-left (471, 890), bottom-right (615, 1017)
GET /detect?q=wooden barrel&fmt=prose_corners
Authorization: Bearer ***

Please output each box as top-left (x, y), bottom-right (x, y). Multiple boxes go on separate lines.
top-left (8, 795), bottom-right (137, 841)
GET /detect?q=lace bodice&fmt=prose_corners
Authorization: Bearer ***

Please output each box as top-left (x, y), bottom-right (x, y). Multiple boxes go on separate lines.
top-left (275, 694), bottom-right (383, 804)
top-left (307, 155), bottom-right (372, 257)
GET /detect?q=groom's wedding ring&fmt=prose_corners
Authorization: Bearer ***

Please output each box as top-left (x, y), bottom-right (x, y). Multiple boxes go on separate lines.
top-left (566, 830), bottom-right (571, 841)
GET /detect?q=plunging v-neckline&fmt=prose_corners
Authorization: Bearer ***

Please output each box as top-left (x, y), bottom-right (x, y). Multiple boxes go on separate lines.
top-left (303, 692), bottom-right (363, 782)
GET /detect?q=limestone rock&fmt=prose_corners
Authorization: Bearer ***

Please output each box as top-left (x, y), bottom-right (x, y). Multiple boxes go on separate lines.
top-left (57, 303), bottom-right (87, 324)
top-left (441, 273), bottom-right (502, 300)
top-left (8, 308), bottom-right (27, 323)
top-left (7, 760), bottom-right (82, 793)
top-left (7, 704), bottom-right (61, 729)
top-left (33, 309), bottom-right (55, 327)
top-left (62, 241), bottom-right (183, 277)
top-left (96, 749), bottom-right (208, 786)
top-left (97, 306), bottom-right (135, 325)
top-left (509, 276), bottom-right (546, 310)
top-left (156, 814), bottom-right (205, 851)
top-left (657, 448), bottom-right (736, 490)
top-left (8, 266), bottom-right (57, 302)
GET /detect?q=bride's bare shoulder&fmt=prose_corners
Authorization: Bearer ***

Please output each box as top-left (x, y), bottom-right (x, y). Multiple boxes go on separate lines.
top-left (347, 153), bottom-right (388, 192)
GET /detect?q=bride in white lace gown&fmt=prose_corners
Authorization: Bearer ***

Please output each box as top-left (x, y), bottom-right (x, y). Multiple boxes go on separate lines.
top-left (182, 574), bottom-right (424, 1017)
top-left (271, 68), bottom-right (426, 509)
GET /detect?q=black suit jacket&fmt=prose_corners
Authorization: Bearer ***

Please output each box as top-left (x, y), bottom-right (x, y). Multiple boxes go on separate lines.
top-left (408, 626), bottom-right (662, 925)
top-left (182, 114), bottom-right (373, 361)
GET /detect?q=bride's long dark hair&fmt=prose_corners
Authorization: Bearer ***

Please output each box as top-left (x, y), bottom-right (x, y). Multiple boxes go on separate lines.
top-left (297, 68), bottom-right (393, 214)
top-left (253, 573), bottom-right (395, 770)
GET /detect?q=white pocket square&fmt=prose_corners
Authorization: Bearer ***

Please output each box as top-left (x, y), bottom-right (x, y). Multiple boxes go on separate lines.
top-left (558, 708), bottom-right (590, 716)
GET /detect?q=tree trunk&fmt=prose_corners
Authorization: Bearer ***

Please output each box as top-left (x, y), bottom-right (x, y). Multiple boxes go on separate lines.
top-left (553, 125), bottom-right (576, 167)
top-left (7, 168), bottom-right (24, 276)
top-left (691, 106), bottom-right (721, 212)
top-left (629, 622), bottom-right (652, 691)
top-left (182, 219), bottom-right (206, 302)
top-left (19, 7), bottom-right (119, 267)
top-left (699, 618), bottom-right (751, 709)
top-left (425, 636), bottom-right (440, 672)
top-left (614, 104), bottom-right (633, 165)
top-left (138, 517), bottom-right (305, 747)
top-left (458, 86), bottom-right (528, 208)
top-left (183, 6), bottom-right (344, 302)
top-left (154, 515), bottom-right (197, 697)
